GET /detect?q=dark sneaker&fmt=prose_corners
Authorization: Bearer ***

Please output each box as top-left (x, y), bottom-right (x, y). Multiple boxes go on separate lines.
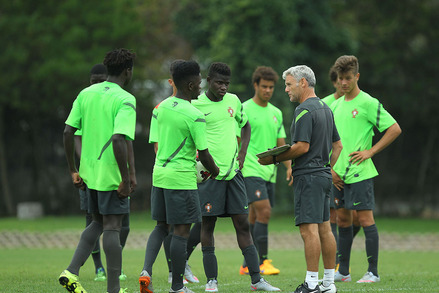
top-left (294, 282), bottom-right (321, 293)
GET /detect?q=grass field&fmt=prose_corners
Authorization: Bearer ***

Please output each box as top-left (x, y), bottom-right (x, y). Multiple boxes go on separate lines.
top-left (1, 214), bottom-right (438, 292)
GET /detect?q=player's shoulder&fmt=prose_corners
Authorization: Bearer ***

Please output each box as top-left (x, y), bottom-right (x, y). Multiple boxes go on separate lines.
top-left (267, 102), bottom-right (283, 114)
top-left (224, 92), bottom-right (240, 103)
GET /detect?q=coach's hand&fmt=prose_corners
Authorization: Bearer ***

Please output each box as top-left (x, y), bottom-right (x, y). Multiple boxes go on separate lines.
top-left (117, 180), bottom-right (131, 199)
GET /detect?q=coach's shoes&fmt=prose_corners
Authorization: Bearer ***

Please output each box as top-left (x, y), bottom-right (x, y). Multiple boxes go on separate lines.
top-left (59, 270), bottom-right (87, 293)
top-left (184, 261), bottom-right (200, 283)
top-left (94, 267), bottom-right (106, 282)
top-left (293, 282), bottom-right (320, 293)
top-left (251, 278), bottom-right (281, 291)
top-left (107, 289), bottom-right (128, 293)
top-left (319, 282), bottom-right (337, 293)
top-left (356, 271), bottom-right (380, 283)
top-left (260, 259), bottom-right (280, 275)
top-left (334, 271), bottom-right (351, 282)
top-left (139, 270), bottom-right (154, 293)
top-left (205, 279), bottom-right (218, 292)
top-left (240, 265), bottom-right (249, 275)
top-left (170, 286), bottom-right (195, 293)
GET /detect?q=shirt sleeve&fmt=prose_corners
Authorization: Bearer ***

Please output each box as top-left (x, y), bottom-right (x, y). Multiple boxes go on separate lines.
top-left (292, 108), bottom-right (312, 143)
top-left (65, 95), bottom-right (82, 130)
top-left (277, 111), bottom-right (287, 139)
top-left (113, 95), bottom-right (137, 140)
top-left (234, 98), bottom-right (248, 128)
top-left (190, 114), bottom-right (208, 151)
top-left (149, 107), bottom-right (158, 143)
top-left (367, 98), bottom-right (397, 133)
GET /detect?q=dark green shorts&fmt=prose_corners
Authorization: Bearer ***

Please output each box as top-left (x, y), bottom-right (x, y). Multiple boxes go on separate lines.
top-left (293, 174), bottom-right (331, 226)
top-left (198, 171), bottom-right (248, 217)
top-left (244, 176), bottom-right (275, 207)
top-left (87, 188), bottom-right (130, 215)
top-left (334, 178), bottom-right (375, 210)
top-left (151, 186), bottom-right (201, 225)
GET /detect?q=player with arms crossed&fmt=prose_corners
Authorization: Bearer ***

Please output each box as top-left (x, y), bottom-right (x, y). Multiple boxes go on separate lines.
top-left (192, 62), bottom-right (280, 292)
top-left (139, 60), bottom-right (219, 293)
top-left (239, 66), bottom-right (292, 276)
top-left (60, 48), bottom-right (137, 293)
top-left (259, 65), bottom-right (342, 293)
top-left (331, 55), bottom-right (401, 284)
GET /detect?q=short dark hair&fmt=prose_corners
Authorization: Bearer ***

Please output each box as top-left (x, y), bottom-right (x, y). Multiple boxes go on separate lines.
top-left (333, 55), bottom-right (359, 75)
top-left (252, 66), bottom-right (279, 85)
top-left (328, 66), bottom-right (338, 83)
top-left (208, 62), bottom-right (231, 78)
top-left (90, 64), bottom-right (107, 75)
top-left (103, 48), bottom-right (136, 76)
top-left (170, 59), bottom-right (185, 75)
top-left (172, 60), bottom-right (200, 89)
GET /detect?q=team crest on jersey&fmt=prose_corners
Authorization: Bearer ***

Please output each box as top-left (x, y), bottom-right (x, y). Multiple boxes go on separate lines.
top-left (255, 190), bottom-right (261, 198)
top-left (205, 203), bottom-right (212, 213)
top-left (352, 109), bottom-right (359, 118)
top-left (227, 107), bottom-right (234, 117)
top-left (273, 116), bottom-right (278, 123)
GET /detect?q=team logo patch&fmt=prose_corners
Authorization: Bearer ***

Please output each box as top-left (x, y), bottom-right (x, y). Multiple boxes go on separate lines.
top-left (205, 203), bottom-right (212, 213)
top-left (334, 197), bottom-right (340, 206)
top-left (228, 107), bottom-right (234, 117)
top-left (352, 109), bottom-right (359, 118)
top-left (255, 190), bottom-right (261, 198)
top-left (273, 116), bottom-right (278, 123)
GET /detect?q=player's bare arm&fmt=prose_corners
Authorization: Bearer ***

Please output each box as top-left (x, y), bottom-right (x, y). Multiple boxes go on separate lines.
top-left (331, 140), bottom-right (344, 191)
top-left (349, 122), bottom-right (402, 165)
top-left (277, 137), bottom-right (293, 185)
top-left (237, 121), bottom-right (251, 169)
top-left (112, 134), bottom-right (130, 198)
top-left (198, 149), bottom-right (220, 178)
top-left (127, 140), bottom-right (137, 193)
top-left (63, 124), bottom-right (85, 190)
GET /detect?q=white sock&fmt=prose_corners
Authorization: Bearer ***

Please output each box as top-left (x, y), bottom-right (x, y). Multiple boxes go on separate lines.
top-left (323, 268), bottom-right (335, 287)
top-left (305, 271), bottom-right (319, 289)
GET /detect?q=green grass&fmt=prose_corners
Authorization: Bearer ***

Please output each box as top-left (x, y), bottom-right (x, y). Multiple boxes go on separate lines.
top-left (1, 212), bottom-right (438, 234)
top-left (0, 248), bottom-right (438, 292)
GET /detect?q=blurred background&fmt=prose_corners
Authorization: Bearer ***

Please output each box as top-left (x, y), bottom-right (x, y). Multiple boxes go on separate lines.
top-left (1, 0), bottom-right (437, 218)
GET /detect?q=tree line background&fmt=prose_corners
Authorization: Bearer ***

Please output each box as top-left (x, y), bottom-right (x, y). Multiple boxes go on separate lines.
top-left (1, 0), bottom-right (437, 217)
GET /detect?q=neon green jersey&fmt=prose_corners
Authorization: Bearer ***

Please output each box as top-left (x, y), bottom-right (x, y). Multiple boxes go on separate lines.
top-left (322, 93), bottom-right (338, 107)
top-left (240, 99), bottom-right (286, 182)
top-left (330, 91), bottom-right (396, 184)
top-left (192, 92), bottom-right (248, 181)
top-left (151, 96), bottom-right (208, 190)
top-left (65, 81), bottom-right (136, 191)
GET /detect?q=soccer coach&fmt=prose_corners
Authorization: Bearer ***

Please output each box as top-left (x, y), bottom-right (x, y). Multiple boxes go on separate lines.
top-left (258, 65), bottom-right (342, 293)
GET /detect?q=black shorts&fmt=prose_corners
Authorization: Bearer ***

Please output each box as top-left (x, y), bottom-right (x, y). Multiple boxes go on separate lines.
top-left (198, 171), bottom-right (248, 217)
top-left (293, 174), bottom-right (331, 226)
top-left (244, 176), bottom-right (275, 207)
top-left (87, 188), bottom-right (130, 215)
top-left (151, 186), bottom-right (201, 225)
top-left (334, 178), bottom-right (375, 210)
top-left (79, 188), bottom-right (88, 211)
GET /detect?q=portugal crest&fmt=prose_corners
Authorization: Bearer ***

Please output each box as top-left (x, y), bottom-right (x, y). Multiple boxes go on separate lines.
top-left (205, 203), bottom-right (212, 213)
top-left (352, 109), bottom-right (359, 118)
top-left (228, 107), bottom-right (234, 117)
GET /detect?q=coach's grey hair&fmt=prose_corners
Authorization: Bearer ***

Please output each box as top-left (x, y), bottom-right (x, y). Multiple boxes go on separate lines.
top-left (282, 65), bottom-right (316, 88)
